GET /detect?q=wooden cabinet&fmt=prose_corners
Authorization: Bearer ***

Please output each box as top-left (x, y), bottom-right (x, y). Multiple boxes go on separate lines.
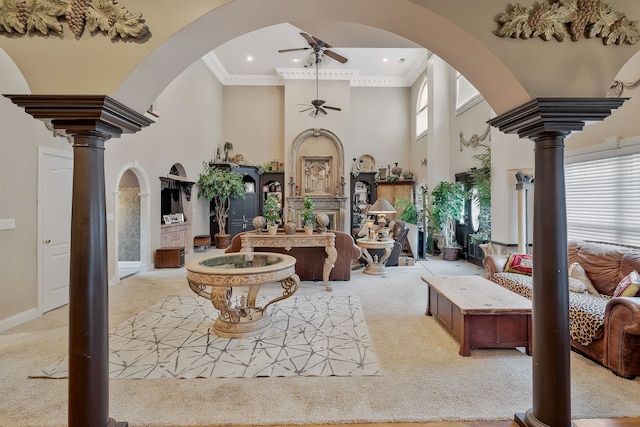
top-left (350, 172), bottom-right (376, 236)
top-left (160, 222), bottom-right (191, 250)
top-left (375, 180), bottom-right (415, 220)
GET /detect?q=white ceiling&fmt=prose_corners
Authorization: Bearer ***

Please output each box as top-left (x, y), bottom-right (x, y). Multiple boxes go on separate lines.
top-left (202, 22), bottom-right (430, 87)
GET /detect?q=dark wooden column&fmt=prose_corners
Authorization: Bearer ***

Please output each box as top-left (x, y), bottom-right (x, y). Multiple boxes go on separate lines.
top-left (5, 95), bottom-right (153, 427)
top-left (488, 98), bottom-right (626, 427)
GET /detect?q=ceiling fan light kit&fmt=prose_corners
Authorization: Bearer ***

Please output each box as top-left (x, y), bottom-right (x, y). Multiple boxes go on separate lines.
top-left (283, 33), bottom-right (346, 118)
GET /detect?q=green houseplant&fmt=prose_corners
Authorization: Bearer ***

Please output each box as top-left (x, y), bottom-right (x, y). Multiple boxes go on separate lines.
top-left (196, 162), bottom-right (246, 247)
top-left (430, 180), bottom-right (467, 260)
top-left (301, 195), bottom-right (316, 234)
top-left (263, 193), bottom-right (281, 234)
top-left (468, 142), bottom-right (491, 245)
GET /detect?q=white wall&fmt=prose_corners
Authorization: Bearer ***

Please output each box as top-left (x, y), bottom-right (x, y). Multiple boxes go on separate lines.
top-left (0, 50), bottom-right (73, 328)
top-left (105, 59), bottom-right (224, 280)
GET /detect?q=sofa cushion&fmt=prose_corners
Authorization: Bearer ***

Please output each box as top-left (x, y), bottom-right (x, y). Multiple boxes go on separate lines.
top-left (504, 253), bottom-right (533, 275)
top-left (575, 242), bottom-right (627, 296)
top-left (493, 271), bottom-right (609, 346)
top-left (493, 272), bottom-right (533, 299)
top-left (568, 292), bottom-right (610, 345)
top-left (568, 262), bottom-right (600, 296)
top-left (568, 277), bottom-right (588, 293)
top-left (613, 270), bottom-right (640, 297)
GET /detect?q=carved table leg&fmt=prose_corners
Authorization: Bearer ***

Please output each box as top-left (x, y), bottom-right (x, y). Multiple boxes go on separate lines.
top-left (323, 246), bottom-right (337, 291)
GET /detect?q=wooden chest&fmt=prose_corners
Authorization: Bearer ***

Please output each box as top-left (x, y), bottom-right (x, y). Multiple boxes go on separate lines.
top-left (155, 247), bottom-right (185, 268)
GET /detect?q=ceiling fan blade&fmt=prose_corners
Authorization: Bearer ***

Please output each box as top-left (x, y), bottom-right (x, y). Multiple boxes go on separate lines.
top-left (324, 106), bottom-right (341, 111)
top-left (311, 35), bottom-right (332, 48)
top-left (300, 32), bottom-right (317, 47)
top-left (324, 49), bottom-right (348, 64)
top-left (299, 107), bottom-right (313, 113)
top-left (278, 47), bottom-right (310, 53)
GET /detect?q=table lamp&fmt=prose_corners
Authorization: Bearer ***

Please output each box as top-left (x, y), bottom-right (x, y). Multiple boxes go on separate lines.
top-left (368, 198), bottom-right (396, 228)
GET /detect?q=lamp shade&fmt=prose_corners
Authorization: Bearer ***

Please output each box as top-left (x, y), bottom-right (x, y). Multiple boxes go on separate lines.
top-left (368, 198), bottom-right (396, 214)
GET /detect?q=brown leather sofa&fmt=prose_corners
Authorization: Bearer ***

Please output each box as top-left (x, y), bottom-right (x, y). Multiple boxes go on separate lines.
top-left (484, 240), bottom-right (640, 378)
top-left (225, 229), bottom-right (362, 281)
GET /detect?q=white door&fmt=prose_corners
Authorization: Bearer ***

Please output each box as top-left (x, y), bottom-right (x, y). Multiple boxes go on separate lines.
top-left (39, 147), bottom-right (73, 313)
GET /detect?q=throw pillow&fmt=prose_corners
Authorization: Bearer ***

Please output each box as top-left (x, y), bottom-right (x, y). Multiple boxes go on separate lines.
top-left (568, 277), bottom-right (588, 293)
top-left (505, 253), bottom-right (533, 275)
top-left (568, 262), bottom-right (600, 296)
top-left (613, 270), bottom-right (640, 297)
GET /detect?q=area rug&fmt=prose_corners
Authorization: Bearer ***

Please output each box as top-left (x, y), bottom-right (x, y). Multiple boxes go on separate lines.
top-left (32, 294), bottom-right (381, 379)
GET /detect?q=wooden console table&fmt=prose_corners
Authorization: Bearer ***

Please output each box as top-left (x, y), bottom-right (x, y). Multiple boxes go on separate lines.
top-left (421, 275), bottom-right (532, 356)
top-left (240, 231), bottom-right (337, 291)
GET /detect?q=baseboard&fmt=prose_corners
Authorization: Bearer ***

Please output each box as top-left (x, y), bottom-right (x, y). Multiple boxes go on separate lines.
top-left (0, 308), bottom-right (38, 333)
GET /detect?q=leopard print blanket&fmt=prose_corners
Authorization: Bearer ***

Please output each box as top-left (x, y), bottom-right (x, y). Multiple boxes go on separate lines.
top-left (493, 272), bottom-right (610, 346)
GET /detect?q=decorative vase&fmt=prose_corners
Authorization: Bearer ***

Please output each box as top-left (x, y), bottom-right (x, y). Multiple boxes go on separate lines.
top-left (304, 225), bottom-right (314, 235)
top-left (268, 224), bottom-right (278, 235)
top-left (391, 162), bottom-right (402, 177)
top-left (284, 222), bottom-right (296, 234)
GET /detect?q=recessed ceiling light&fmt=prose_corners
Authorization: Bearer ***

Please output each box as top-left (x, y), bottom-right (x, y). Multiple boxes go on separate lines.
top-left (382, 58), bottom-right (388, 63)
top-left (247, 56), bottom-right (253, 62)
top-left (292, 58), bottom-right (299, 62)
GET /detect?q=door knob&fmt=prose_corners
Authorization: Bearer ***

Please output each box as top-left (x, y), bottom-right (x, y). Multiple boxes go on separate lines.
top-left (44, 239), bottom-right (51, 244)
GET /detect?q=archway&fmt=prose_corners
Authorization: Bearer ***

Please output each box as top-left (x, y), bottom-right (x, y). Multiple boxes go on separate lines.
top-left (113, 162), bottom-right (152, 284)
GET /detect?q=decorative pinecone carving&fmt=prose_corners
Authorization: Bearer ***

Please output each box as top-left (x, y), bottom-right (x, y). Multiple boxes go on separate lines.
top-left (66, 0), bottom-right (89, 37)
top-left (569, 0), bottom-right (599, 41)
top-left (16, 0), bottom-right (28, 28)
top-left (497, 0), bottom-right (639, 45)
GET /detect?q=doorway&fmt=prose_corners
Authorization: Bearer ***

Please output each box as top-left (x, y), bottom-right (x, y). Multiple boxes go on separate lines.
top-left (117, 169), bottom-right (141, 279)
top-left (113, 163), bottom-right (151, 283)
top-left (38, 146), bottom-right (73, 313)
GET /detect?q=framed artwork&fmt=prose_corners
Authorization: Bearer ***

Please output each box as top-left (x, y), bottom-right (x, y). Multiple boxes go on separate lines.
top-left (303, 156), bottom-right (332, 196)
top-left (168, 213), bottom-right (184, 223)
top-left (163, 215), bottom-right (172, 225)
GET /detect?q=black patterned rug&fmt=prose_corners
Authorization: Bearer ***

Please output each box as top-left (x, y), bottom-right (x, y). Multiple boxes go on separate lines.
top-left (32, 294), bottom-right (381, 379)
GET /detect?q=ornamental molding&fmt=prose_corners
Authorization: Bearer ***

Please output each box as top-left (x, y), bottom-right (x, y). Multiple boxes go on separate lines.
top-left (459, 125), bottom-right (491, 152)
top-left (497, 0), bottom-right (639, 45)
top-left (607, 76), bottom-right (640, 97)
top-left (0, 0), bottom-right (148, 40)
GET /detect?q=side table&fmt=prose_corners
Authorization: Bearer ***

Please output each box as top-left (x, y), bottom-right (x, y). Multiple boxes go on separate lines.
top-left (356, 238), bottom-right (395, 275)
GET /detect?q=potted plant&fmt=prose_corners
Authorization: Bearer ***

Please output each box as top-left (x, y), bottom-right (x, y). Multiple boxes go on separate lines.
top-left (263, 193), bottom-right (281, 234)
top-left (430, 181), bottom-right (467, 260)
top-left (301, 195), bottom-right (316, 234)
top-left (196, 162), bottom-right (246, 248)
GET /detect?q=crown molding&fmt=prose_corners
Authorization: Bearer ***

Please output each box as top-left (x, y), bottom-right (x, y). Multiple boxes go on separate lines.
top-left (202, 52), bottom-right (428, 87)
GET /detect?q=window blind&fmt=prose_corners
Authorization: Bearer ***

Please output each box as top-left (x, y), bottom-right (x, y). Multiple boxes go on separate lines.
top-left (565, 152), bottom-right (640, 246)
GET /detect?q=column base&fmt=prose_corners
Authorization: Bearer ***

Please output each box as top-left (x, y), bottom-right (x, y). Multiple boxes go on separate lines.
top-left (107, 418), bottom-right (129, 427)
top-left (515, 410), bottom-right (576, 427)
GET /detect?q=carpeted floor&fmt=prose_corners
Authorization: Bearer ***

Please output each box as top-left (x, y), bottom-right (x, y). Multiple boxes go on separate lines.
top-left (1, 253), bottom-right (639, 427)
top-left (33, 294), bottom-right (380, 379)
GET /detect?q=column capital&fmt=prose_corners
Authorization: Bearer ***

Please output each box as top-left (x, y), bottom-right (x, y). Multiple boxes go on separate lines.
top-left (4, 94), bottom-right (153, 139)
top-left (488, 98), bottom-right (627, 140)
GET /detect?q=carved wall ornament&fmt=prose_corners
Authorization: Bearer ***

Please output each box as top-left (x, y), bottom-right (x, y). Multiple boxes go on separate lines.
top-left (497, 0), bottom-right (640, 45)
top-left (0, 0), bottom-right (149, 40)
top-left (459, 125), bottom-right (490, 152)
top-left (606, 76), bottom-right (640, 97)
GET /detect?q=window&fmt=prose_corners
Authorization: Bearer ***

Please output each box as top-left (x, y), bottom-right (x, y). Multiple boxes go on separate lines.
top-left (565, 152), bottom-right (640, 246)
top-left (416, 78), bottom-right (428, 137)
top-left (455, 72), bottom-right (482, 115)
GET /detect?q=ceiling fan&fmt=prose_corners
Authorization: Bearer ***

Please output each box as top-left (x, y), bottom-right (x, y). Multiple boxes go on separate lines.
top-left (279, 32), bottom-right (348, 67)
top-left (298, 61), bottom-right (341, 118)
